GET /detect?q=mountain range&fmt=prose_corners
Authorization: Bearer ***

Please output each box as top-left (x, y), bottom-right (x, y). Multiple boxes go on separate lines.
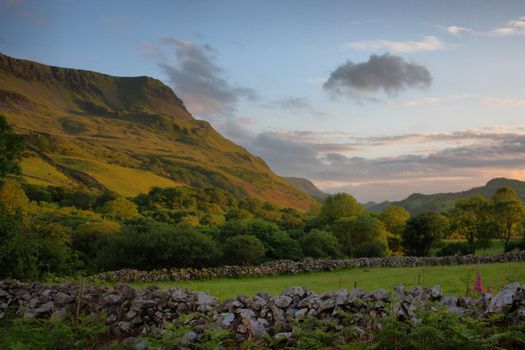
top-left (0, 53), bottom-right (317, 210)
top-left (367, 178), bottom-right (525, 215)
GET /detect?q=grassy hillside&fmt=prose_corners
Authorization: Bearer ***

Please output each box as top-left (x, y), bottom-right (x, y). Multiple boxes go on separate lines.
top-left (375, 178), bottom-right (525, 215)
top-left (0, 53), bottom-right (316, 210)
top-left (284, 176), bottom-right (329, 200)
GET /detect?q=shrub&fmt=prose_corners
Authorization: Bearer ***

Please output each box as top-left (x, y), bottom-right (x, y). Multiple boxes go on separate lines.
top-left (223, 234), bottom-right (265, 265)
top-left (504, 240), bottom-right (525, 253)
top-left (300, 230), bottom-right (343, 258)
top-left (353, 240), bottom-right (388, 258)
top-left (436, 241), bottom-right (475, 256)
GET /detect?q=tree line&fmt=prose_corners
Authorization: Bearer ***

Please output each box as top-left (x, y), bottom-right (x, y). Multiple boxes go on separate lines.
top-left (1, 115), bottom-right (524, 280)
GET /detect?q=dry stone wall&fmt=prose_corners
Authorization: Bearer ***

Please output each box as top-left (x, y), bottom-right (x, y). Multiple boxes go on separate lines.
top-left (1, 279), bottom-right (524, 344)
top-left (94, 251), bottom-right (525, 283)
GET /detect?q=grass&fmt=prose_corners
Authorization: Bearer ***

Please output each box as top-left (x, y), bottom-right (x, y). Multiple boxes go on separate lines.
top-left (20, 157), bottom-right (75, 187)
top-left (52, 155), bottom-right (182, 196)
top-left (133, 261), bottom-right (525, 300)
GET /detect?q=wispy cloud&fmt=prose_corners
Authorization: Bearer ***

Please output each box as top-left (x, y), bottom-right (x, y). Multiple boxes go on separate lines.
top-left (394, 96), bottom-right (439, 107)
top-left (446, 25), bottom-right (473, 37)
top-left (490, 16), bottom-right (525, 37)
top-left (346, 36), bottom-right (445, 53)
top-left (444, 16), bottom-right (525, 37)
top-left (142, 38), bottom-right (256, 116)
top-left (484, 98), bottom-right (525, 106)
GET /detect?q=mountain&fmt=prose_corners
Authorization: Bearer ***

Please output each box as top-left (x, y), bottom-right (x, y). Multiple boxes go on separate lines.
top-left (369, 178), bottom-right (525, 215)
top-left (284, 177), bottom-right (329, 200)
top-left (0, 53), bottom-right (317, 210)
top-left (364, 200), bottom-right (391, 213)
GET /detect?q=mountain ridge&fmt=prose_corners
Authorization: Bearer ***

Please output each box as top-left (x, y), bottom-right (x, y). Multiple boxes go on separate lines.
top-left (368, 178), bottom-right (525, 214)
top-left (0, 52), bottom-right (317, 210)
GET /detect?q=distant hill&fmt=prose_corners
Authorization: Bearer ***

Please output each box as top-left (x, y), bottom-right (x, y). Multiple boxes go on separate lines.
top-left (284, 177), bottom-right (329, 200)
top-left (368, 178), bottom-right (525, 215)
top-left (364, 200), bottom-right (391, 213)
top-left (0, 53), bottom-right (317, 210)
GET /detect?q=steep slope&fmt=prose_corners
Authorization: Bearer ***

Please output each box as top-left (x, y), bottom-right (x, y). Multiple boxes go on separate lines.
top-left (284, 177), bottom-right (329, 200)
top-left (0, 53), bottom-right (316, 210)
top-left (373, 178), bottom-right (525, 215)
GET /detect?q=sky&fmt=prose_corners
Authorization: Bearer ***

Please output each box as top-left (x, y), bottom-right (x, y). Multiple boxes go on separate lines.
top-left (1, 0), bottom-right (525, 202)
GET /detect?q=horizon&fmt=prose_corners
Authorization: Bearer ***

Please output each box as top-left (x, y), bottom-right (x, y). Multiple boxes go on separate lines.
top-left (1, 0), bottom-right (524, 202)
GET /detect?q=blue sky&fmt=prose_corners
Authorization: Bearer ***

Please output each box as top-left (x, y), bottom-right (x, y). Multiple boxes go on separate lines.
top-left (1, 0), bottom-right (525, 201)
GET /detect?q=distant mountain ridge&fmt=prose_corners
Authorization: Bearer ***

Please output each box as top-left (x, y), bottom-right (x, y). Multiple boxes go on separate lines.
top-left (368, 178), bottom-right (525, 215)
top-left (0, 53), bottom-right (317, 210)
top-left (284, 177), bottom-right (329, 200)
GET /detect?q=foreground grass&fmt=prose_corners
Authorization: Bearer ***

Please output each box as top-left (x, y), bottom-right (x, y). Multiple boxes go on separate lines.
top-left (133, 262), bottom-right (524, 300)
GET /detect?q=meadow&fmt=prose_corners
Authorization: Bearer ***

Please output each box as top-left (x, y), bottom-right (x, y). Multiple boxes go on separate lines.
top-left (133, 261), bottom-right (525, 300)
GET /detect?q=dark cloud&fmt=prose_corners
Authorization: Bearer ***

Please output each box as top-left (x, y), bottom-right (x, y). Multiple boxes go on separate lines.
top-left (245, 129), bottom-right (525, 201)
top-left (157, 38), bottom-right (256, 116)
top-left (323, 53), bottom-right (432, 98)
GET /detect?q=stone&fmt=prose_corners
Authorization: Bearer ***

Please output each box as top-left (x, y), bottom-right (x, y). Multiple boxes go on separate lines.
top-left (105, 294), bottom-right (122, 305)
top-left (34, 301), bottom-right (54, 314)
top-left (115, 283), bottom-right (136, 300)
top-left (121, 337), bottom-right (148, 350)
top-left (372, 289), bottom-right (389, 301)
top-left (318, 298), bottom-right (336, 313)
top-left (430, 285), bottom-right (442, 299)
top-left (294, 308), bottom-right (308, 318)
top-left (196, 292), bottom-right (216, 306)
top-left (218, 312), bottom-right (235, 327)
top-left (54, 292), bottom-right (73, 305)
top-left (272, 295), bottom-right (292, 308)
top-left (274, 332), bottom-right (293, 339)
top-left (488, 282), bottom-right (520, 313)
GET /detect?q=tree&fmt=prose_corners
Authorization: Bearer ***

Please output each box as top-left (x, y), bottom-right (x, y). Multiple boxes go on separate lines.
top-left (0, 115), bottom-right (25, 182)
top-left (492, 187), bottom-right (524, 251)
top-left (449, 195), bottom-right (492, 251)
top-left (402, 212), bottom-right (448, 256)
top-left (332, 214), bottom-right (389, 257)
top-left (379, 205), bottom-right (410, 235)
top-left (318, 193), bottom-right (365, 225)
top-left (300, 230), bottom-right (343, 258)
top-left (223, 235), bottom-right (265, 265)
top-left (100, 197), bottom-right (140, 218)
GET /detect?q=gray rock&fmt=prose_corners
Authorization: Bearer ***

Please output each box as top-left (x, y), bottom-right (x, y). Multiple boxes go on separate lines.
top-left (34, 301), bottom-right (54, 314)
top-left (430, 285), bottom-right (442, 299)
top-left (318, 298), bottom-right (336, 313)
top-left (488, 282), bottom-right (520, 313)
top-left (196, 292), bottom-right (216, 306)
top-left (274, 332), bottom-right (293, 339)
top-left (373, 288), bottom-right (389, 301)
top-left (105, 294), bottom-right (122, 305)
top-left (54, 292), bottom-right (73, 305)
top-left (272, 295), bottom-right (292, 308)
top-left (294, 308), bottom-right (308, 318)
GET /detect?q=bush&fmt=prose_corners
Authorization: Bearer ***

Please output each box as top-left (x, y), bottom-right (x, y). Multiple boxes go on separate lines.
top-left (436, 241), bottom-right (475, 256)
top-left (504, 240), bottom-right (525, 253)
top-left (300, 230), bottom-right (343, 258)
top-left (223, 234), bottom-right (265, 265)
top-left (95, 221), bottom-right (222, 270)
top-left (353, 240), bottom-right (388, 258)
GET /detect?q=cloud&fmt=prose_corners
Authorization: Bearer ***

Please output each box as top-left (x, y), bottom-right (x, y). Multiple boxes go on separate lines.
top-left (243, 126), bottom-right (525, 201)
top-left (491, 16), bottom-right (525, 36)
top-left (264, 97), bottom-right (325, 118)
top-left (444, 16), bottom-right (525, 38)
top-left (323, 53), bottom-right (432, 99)
top-left (146, 38), bottom-right (256, 116)
top-left (446, 25), bottom-right (473, 36)
top-left (394, 96), bottom-right (439, 107)
top-left (346, 36), bottom-right (445, 53)
top-left (484, 98), bottom-right (525, 106)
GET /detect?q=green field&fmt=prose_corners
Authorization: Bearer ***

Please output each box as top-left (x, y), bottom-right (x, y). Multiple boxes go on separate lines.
top-left (133, 262), bottom-right (524, 300)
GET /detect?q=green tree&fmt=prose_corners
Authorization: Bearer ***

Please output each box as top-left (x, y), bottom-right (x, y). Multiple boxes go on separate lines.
top-left (0, 115), bottom-right (25, 182)
top-left (379, 205), bottom-right (410, 235)
top-left (449, 195), bottom-right (492, 251)
top-left (300, 230), bottom-right (343, 258)
top-left (402, 212), bottom-right (449, 256)
top-left (318, 193), bottom-right (365, 225)
top-left (332, 214), bottom-right (389, 257)
top-left (100, 197), bottom-right (140, 218)
top-left (492, 187), bottom-right (524, 251)
top-left (223, 235), bottom-right (265, 265)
